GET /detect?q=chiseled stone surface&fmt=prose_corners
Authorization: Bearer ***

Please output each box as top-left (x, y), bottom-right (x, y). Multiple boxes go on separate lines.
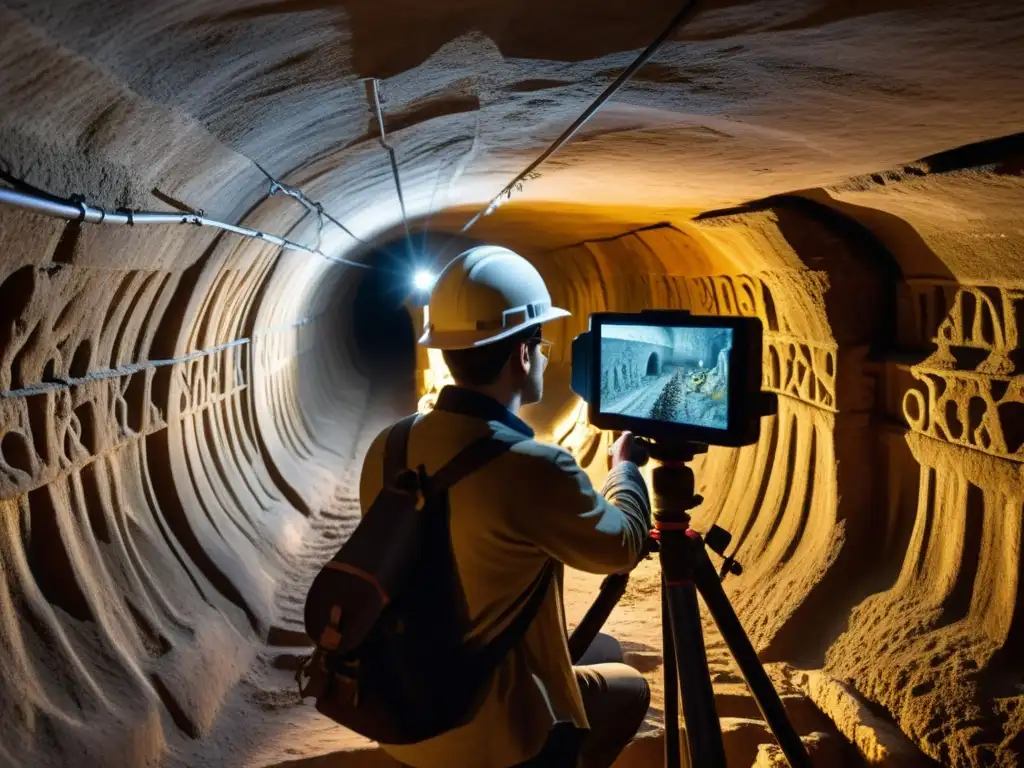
top-left (1, 1), bottom-right (1023, 765)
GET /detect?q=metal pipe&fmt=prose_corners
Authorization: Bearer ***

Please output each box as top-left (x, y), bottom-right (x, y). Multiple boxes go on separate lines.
top-left (0, 186), bottom-right (370, 269)
top-left (458, 0), bottom-right (701, 236)
top-left (368, 79), bottom-right (414, 257)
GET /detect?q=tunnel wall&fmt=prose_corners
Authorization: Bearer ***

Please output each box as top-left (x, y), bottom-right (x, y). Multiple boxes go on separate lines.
top-left (0, 23), bottom-right (378, 758)
top-left (495, 163), bottom-right (1024, 765)
top-left (814, 162), bottom-right (1024, 764)
top-left (0, 198), bottom-right (368, 765)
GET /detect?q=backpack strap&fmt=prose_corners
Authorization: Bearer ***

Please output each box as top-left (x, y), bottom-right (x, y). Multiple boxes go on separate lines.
top-left (428, 430), bottom-right (551, 673)
top-left (385, 421), bottom-right (547, 673)
top-left (383, 413), bottom-right (420, 482)
top-left (383, 415), bottom-right (522, 493)
top-left (427, 431), bottom-right (527, 494)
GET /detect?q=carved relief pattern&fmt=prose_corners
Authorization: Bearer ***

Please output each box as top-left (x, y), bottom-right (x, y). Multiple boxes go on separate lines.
top-left (900, 281), bottom-right (1024, 463)
top-left (1, 343), bottom-right (248, 500)
top-left (687, 273), bottom-right (836, 411)
top-left (764, 336), bottom-right (837, 411)
top-left (903, 371), bottom-right (1023, 461)
top-left (256, 323), bottom-right (317, 378)
top-left (0, 190), bottom-right (329, 761)
top-left (0, 294), bottom-right (321, 502)
top-left (686, 273), bottom-right (784, 333)
top-left (0, 265), bottom-right (174, 393)
top-left (906, 280), bottom-right (1023, 373)
top-left (171, 343), bottom-right (248, 419)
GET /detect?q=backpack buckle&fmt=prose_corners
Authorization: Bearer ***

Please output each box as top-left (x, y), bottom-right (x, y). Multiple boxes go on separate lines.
top-left (415, 465), bottom-right (430, 510)
top-left (319, 604), bottom-right (344, 650)
top-left (393, 466), bottom-right (430, 510)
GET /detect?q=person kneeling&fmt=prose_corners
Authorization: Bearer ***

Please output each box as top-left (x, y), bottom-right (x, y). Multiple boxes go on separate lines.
top-left (360, 247), bottom-right (652, 768)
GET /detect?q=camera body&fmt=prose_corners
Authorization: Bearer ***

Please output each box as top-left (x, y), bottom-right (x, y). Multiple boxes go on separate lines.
top-left (571, 310), bottom-right (769, 447)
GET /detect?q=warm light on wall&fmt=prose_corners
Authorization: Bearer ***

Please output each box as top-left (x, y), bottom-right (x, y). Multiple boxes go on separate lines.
top-left (418, 347), bottom-right (454, 413)
top-left (551, 397), bottom-right (605, 462)
top-left (416, 305), bottom-right (454, 413)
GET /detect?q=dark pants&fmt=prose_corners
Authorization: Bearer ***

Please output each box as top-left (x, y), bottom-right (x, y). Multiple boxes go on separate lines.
top-left (516, 634), bottom-right (650, 768)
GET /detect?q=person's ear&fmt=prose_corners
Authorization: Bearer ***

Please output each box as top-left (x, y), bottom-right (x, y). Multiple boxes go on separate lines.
top-left (517, 342), bottom-right (531, 375)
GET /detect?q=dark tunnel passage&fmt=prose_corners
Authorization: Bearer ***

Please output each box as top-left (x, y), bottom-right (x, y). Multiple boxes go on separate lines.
top-left (1, 1), bottom-right (1023, 766)
top-left (646, 353), bottom-right (661, 376)
top-left (348, 240), bottom-right (420, 381)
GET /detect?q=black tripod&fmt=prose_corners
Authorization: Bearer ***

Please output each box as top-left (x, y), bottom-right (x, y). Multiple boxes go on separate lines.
top-left (568, 441), bottom-right (812, 768)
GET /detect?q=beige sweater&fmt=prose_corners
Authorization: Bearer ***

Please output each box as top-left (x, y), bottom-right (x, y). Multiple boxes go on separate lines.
top-left (359, 389), bottom-right (650, 768)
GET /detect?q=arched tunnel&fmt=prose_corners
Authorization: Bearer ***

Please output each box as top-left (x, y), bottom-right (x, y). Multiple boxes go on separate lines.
top-left (1, 1), bottom-right (1022, 766)
top-left (647, 355), bottom-right (660, 377)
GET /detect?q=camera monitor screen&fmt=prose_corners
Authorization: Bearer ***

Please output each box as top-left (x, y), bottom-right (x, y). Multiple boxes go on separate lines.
top-left (598, 323), bottom-right (734, 431)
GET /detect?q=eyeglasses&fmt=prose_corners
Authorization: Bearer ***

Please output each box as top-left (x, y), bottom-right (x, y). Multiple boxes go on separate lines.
top-left (529, 338), bottom-right (554, 357)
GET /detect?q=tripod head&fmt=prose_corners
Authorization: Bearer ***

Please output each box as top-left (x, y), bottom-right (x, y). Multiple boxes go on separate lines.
top-left (636, 437), bottom-right (742, 580)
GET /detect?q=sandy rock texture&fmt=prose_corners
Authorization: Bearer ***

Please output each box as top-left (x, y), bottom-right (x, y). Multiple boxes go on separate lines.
top-left (1, 0), bottom-right (1022, 766)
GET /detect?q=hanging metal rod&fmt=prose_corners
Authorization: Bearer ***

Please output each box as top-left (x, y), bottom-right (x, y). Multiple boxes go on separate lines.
top-left (0, 185), bottom-right (372, 269)
top-left (255, 161), bottom-right (371, 247)
top-left (367, 78), bottom-right (414, 258)
top-left (458, 0), bottom-right (701, 236)
top-left (271, 178), bottom-right (325, 251)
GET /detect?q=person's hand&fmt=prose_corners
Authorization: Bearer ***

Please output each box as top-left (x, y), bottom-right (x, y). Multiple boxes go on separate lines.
top-left (609, 431), bottom-right (648, 468)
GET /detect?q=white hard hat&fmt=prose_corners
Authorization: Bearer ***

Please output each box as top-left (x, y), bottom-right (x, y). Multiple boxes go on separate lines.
top-left (419, 245), bottom-right (570, 350)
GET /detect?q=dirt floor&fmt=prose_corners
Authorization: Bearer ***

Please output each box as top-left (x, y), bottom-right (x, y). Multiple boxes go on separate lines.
top-left (167, 482), bottom-right (909, 768)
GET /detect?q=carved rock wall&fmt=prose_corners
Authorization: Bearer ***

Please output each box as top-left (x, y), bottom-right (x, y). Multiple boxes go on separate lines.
top-left (817, 165), bottom-right (1024, 766)
top-left (1, 1), bottom-right (1023, 766)
top-left (0, 205), bottom-right (373, 765)
top-left (0, 21), bottom-right (380, 760)
top-left (499, 161), bottom-right (1024, 765)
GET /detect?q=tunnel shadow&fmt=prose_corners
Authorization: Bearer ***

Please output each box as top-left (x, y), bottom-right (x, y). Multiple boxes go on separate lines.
top-left (346, 239), bottom-right (419, 386)
top-left (790, 191), bottom-right (956, 282)
top-left (204, 0), bottom-right (695, 79)
top-left (774, 198), bottom-right (927, 665)
top-left (918, 130), bottom-right (1024, 176)
top-left (197, 0), bottom-right (970, 81)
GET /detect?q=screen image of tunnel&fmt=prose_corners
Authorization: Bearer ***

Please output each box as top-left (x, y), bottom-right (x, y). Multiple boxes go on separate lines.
top-left (598, 324), bottom-right (733, 430)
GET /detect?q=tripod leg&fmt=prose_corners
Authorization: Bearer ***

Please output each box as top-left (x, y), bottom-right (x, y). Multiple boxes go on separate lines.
top-left (664, 579), bottom-right (727, 768)
top-left (568, 573), bottom-right (630, 664)
top-left (691, 546), bottom-right (811, 768)
top-left (661, 580), bottom-right (682, 768)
